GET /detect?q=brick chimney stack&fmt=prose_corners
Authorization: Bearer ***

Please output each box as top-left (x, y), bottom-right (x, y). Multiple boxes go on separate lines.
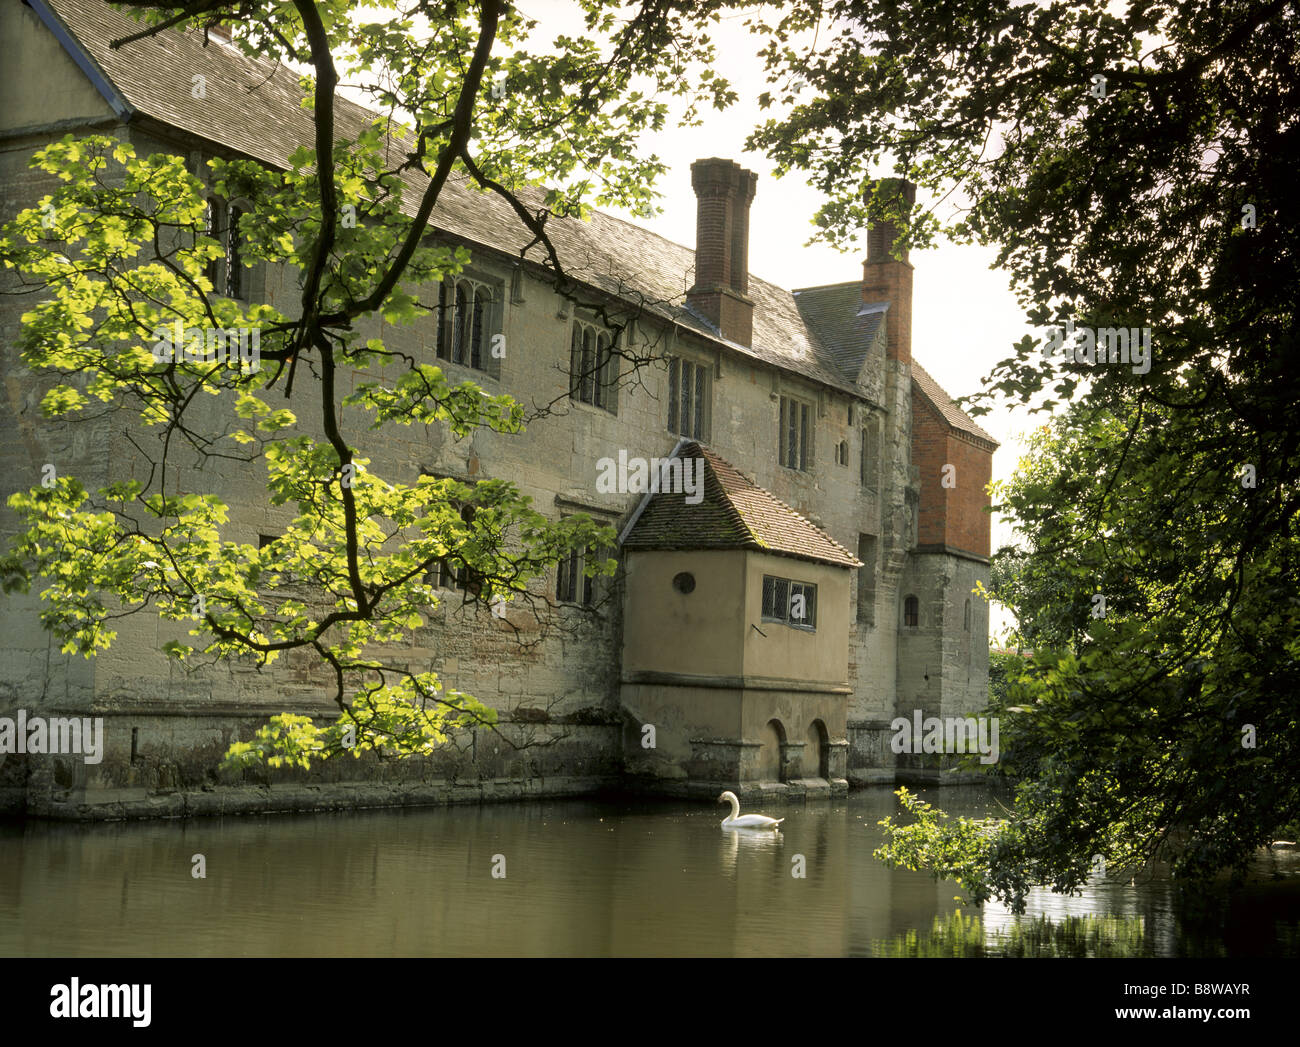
top-left (861, 177), bottom-right (916, 367)
top-left (687, 158), bottom-right (757, 347)
top-left (203, 21), bottom-right (234, 44)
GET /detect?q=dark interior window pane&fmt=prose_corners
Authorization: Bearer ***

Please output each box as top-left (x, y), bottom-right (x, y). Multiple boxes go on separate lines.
top-left (580, 329), bottom-right (595, 403)
top-left (558, 549), bottom-right (580, 603)
top-left (470, 287), bottom-right (486, 370)
top-left (594, 335), bottom-right (607, 408)
top-left (774, 578), bottom-right (789, 622)
top-left (694, 363), bottom-right (705, 438)
top-left (570, 325), bottom-right (582, 397)
top-left (205, 200), bottom-right (221, 288)
top-left (226, 205), bottom-right (244, 298)
top-left (602, 338), bottom-right (615, 409)
top-left (668, 358), bottom-right (679, 433)
top-left (681, 362), bottom-right (692, 435)
top-left (437, 281), bottom-right (450, 360)
top-left (453, 284), bottom-right (468, 364)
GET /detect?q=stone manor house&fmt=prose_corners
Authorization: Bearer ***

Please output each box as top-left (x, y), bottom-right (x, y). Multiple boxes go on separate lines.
top-left (0, 0), bottom-right (996, 817)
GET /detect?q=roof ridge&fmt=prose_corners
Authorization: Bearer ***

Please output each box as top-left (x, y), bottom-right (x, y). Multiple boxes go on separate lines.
top-left (693, 443), bottom-right (860, 564)
top-left (910, 360), bottom-right (999, 446)
top-left (681, 441), bottom-right (760, 548)
top-left (42, 0), bottom-right (902, 400)
top-left (791, 279), bottom-right (862, 294)
top-left (152, 10), bottom-right (802, 311)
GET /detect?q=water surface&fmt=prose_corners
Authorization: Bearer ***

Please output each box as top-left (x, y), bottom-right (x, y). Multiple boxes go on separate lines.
top-left (2, 787), bottom-right (1297, 956)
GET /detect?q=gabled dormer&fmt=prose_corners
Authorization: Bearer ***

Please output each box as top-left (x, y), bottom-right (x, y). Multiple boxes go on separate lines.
top-left (792, 282), bottom-right (889, 406)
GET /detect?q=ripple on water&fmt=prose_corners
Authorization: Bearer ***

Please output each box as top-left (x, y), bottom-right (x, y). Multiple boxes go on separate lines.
top-left (0, 789), bottom-right (1296, 956)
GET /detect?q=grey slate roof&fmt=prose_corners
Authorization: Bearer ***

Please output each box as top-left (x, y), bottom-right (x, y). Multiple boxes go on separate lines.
top-left (41, 0), bottom-right (860, 396)
top-left (621, 441), bottom-right (861, 569)
top-left (792, 281), bottom-right (887, 384)
top-left (38, 0), bottom-right (997, 442)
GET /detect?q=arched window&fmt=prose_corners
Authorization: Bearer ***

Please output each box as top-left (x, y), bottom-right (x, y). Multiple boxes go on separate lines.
top-left (202, 198), bottom-right (251, 300)
top-left (226, 205), bottom-right (245, 299)
top-left (569, 318), bottom-right (617, 413)
top-left (436, 274), bottom-right (499, 375)
top-left (964, 597), bottom-right (971, 632)
top-left (904, 595), bottom-right (919, 628)
top-left (203, 199), bottom-right (222, 290)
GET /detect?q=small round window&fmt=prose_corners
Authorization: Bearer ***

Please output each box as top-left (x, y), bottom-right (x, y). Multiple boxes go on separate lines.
top-left (672, 572), bottom-right (696, 594)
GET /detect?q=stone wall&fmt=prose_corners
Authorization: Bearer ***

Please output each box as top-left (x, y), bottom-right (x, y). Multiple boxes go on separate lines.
top-left (0, 43), bottom-right (993, 814)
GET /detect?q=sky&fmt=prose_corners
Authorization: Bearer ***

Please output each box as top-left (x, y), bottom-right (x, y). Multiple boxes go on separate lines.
top-left (509, 2), bottom-right (1031, 637)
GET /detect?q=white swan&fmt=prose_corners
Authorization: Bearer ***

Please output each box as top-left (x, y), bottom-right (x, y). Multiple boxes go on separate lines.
top-left (717, 790), bottom-right (784, 830)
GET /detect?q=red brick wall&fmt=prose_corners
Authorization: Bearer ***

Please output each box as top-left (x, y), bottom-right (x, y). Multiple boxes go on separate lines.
top-left (912, 395), bottom-right (993, 558)
top-left (688, 158), bottom-right (756, 346)
top-left (691, 161), bottom-right (735, 289)
top-left (944, 430), bottom-right (993, 556)
top-left (913, 396), bottom-right (949, 546)
top-left (861, 261), bottom-right (912, 366)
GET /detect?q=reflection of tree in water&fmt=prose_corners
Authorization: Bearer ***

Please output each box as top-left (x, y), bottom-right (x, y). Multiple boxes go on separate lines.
top-left (875, 911), bottom-right (1152, 958)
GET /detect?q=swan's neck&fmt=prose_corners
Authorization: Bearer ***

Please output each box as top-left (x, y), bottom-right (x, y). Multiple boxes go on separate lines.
top-left (725, 794), bottom-right (740, 821)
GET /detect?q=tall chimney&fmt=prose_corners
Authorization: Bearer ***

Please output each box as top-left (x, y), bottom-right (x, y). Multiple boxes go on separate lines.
top-left (861, 177), bottom-right (916, 367)
top-left (687, 158), bottom-right (757, 347)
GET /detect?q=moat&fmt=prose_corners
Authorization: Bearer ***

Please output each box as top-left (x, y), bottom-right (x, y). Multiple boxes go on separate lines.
top-left (2, 786), bottom-right (1297, 957)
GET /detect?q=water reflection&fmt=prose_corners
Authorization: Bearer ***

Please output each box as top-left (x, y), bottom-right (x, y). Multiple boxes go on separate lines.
top-left (719, 826), bottom-right (785, 873)
top-left (0, 786), bottom-right (1294, 957)
top-left (879, 911), bottom-right (1153, 957)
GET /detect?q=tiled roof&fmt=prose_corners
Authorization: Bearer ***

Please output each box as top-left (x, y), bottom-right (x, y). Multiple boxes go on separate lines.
top-left (911, 363), bottom-right (999, 446)
top-left (41, 0), bottom-right (859, 397)
top-left (620, 441), bottom-right (861, 569)
top-left (40, 0), bottom-right (998, 445)
top-left (792, 281), bottom-right (887, 384)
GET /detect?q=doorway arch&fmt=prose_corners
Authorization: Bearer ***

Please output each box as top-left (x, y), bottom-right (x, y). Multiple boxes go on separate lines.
top-left (806, 719), bottom-right (829, 779)
top-left (758, 718), bottom-right (786, 781)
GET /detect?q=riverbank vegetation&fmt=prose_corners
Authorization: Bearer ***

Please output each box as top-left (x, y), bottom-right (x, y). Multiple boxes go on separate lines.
top-left (748, 0), bottom-right (1299, 908)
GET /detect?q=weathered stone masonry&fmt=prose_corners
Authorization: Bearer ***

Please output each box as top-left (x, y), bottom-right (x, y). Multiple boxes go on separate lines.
top-left (0, 0), bottom-right (997, 818)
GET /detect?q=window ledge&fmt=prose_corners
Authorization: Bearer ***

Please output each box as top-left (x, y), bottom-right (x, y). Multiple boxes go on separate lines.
top-left (568, 397), bottom-right (616, 417)
top-left (760, 616), bottom-right (817, 633)
top-left (434, 358), bottom-right (500, 382)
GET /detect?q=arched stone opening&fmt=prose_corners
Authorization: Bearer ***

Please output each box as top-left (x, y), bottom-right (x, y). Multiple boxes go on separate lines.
top-left (758, 718), bottom-right (786, 781)
top-left (806, 719), bottom-right (830, 779)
